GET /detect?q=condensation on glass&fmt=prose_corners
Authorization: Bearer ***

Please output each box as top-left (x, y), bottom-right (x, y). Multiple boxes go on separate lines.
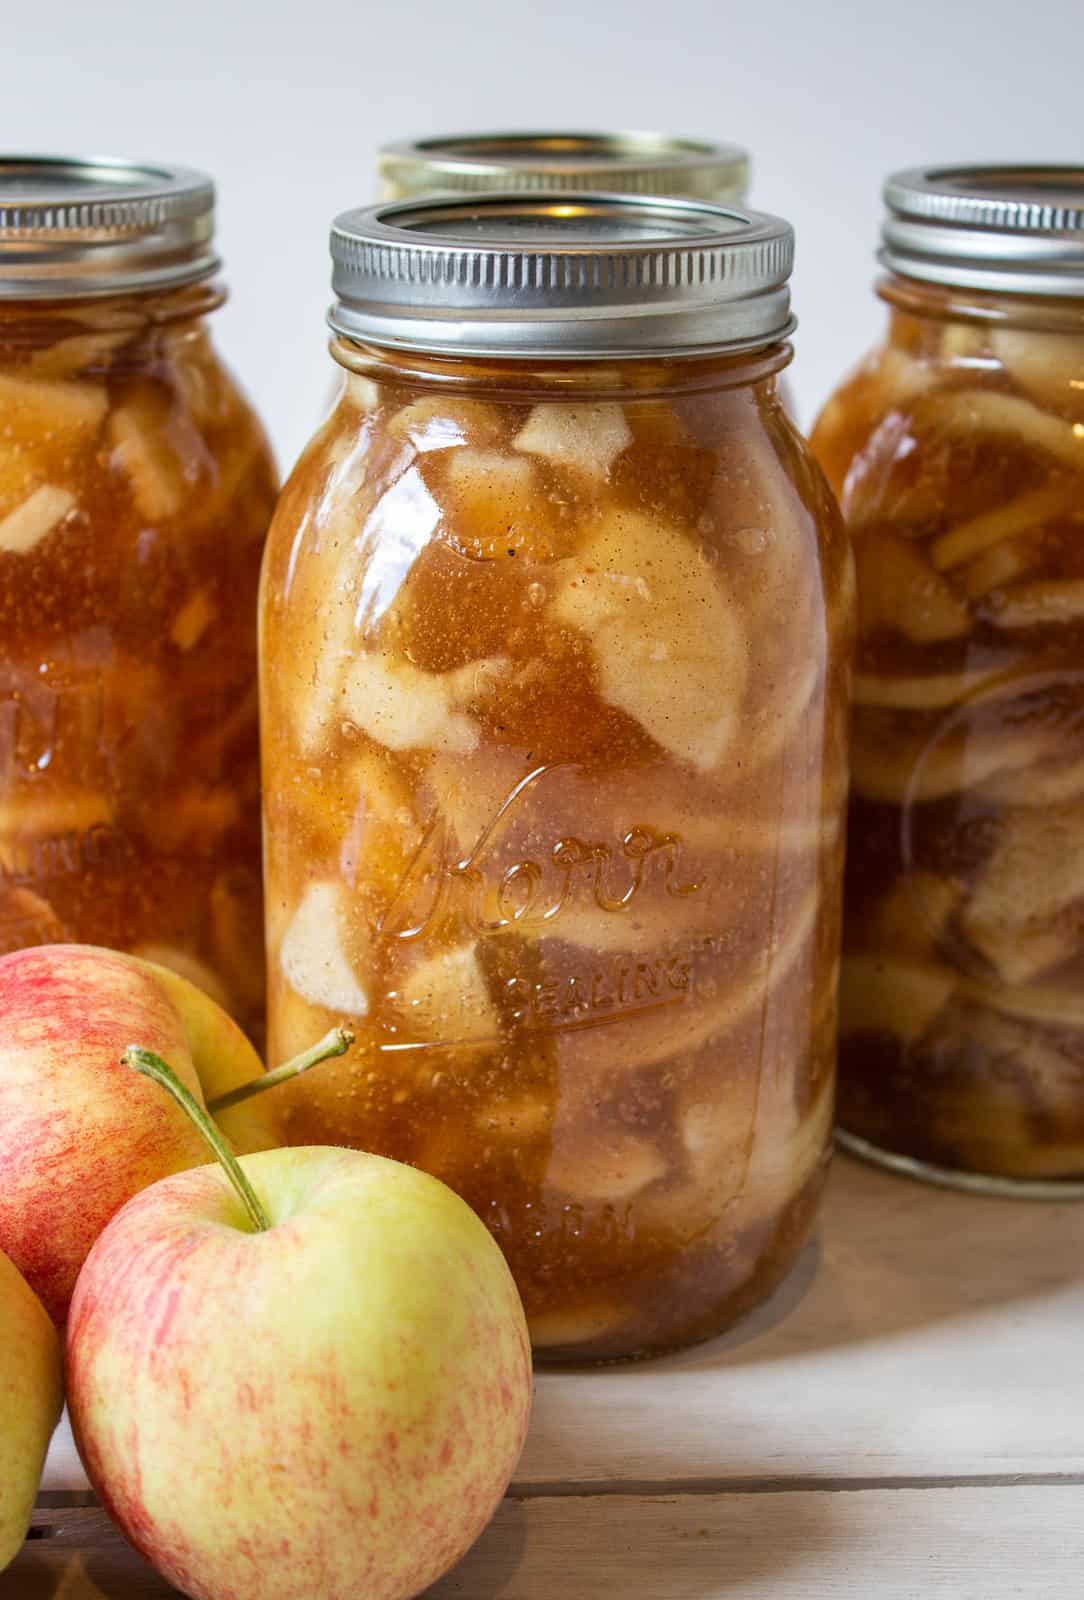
top-left (0, 157), bottom-right (276, 1039)
top-left (261, 193), bottom-right (851, 1360)
top-left (812, 165), bottom-right (1084, 1193)
top-left (378, 130), bottom-right (750, 204)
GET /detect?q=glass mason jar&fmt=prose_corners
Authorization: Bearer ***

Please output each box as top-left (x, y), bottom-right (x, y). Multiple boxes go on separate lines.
top-left (377, 130), bottom-right (750, 204)
top-left (0, 157), bottom-right (276, 1040)
top-left (261, 194), bottom-right (851, 1361)
top-left (811, 165), bottom-right (1084, 1193)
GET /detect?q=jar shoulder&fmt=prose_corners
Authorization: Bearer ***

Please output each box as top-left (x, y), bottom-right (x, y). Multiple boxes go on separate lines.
top-left (268, 370), bottom-right (844, 582)
top-left (813, 320), bottom-right (1084, 510)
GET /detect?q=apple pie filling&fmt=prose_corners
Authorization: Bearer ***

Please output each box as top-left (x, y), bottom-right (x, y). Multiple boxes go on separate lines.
top-left (813, 282), bottom-right (1084, 1181)
top-left (261, 347), bottom-right (851, 1360)
top-left (0, 289), bottom-right (276, 1039)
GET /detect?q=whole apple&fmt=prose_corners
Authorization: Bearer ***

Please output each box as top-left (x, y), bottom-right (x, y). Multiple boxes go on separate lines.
top-left (0, 1248), bottom-right (63, 1572)
top-left (67, 1120), bottom-right (532, 1600)
top-left (0, 944), bottom-right (270, 1323)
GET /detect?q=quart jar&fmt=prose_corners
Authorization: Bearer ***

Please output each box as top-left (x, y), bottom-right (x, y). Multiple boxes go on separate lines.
top-left (811, 165), bottom-right (1084, 1193)
top-left (0, 157), bottom-right (276, 1040)
top-left (378, 130), bottom-right (750, 204)
top-left (261, 194), bottom-right (852, 1360)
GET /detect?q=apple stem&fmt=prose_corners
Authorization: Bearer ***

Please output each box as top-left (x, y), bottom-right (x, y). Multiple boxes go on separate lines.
top-left (206, 1027), bottom-right (355, 1116)
top-left (122, 1046), bottom-right (272, 1234)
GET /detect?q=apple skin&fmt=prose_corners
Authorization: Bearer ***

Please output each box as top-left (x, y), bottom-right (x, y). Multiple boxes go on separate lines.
top-left (67, 1147), bottom-right (532, 1600)
top-left (129, 953), bottom-right (280, 1156)
top-left (0, 1248), bottom-right (63, 1572)
top-left (0, 944), bottom-right (268, 1325)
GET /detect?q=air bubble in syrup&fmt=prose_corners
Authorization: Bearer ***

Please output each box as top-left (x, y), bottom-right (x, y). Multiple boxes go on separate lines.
top-left (731, 526), bottom-right (769, 555)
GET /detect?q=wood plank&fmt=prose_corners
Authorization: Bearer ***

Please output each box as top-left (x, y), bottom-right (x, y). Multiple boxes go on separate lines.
top-left (4, 1507), bottom-right (178, 1598)
top-left (43, 1152), bottom-right (1084, 1496)
top-left (10, 1487), bottom-right (1083, 1598)
top-left (518, 1151), bottom-right (1084, 1485)
top-left (432, 1487), bottom-right (1084, 1598)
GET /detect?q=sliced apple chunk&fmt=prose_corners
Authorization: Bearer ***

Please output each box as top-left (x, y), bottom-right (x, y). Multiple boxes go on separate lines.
top-left (981, 751), bottom-right (1084, 808)
top-left (550, 508), bottom-right (747, 771)
top-left (0, 786), bottom-right (112, 838)
top-left (938, 323), bottom-right (991, 365)
top-left (170, 589), bottom-right (217, 651)
top-left (711, 811), bottom-right (841, 856)
top-left (960, 805), bottom-right (1084, 983)
top-left (343, 373), bottom-right (379, 414)
top-left (915, 389), bottom-right (1084, 472)
top-left (394, 944), bottom-right (499, 1046)
top-left (839, 954), bottom-right (955, 1042)
top-left (856, 529), bottom-right (970, 643)
top-left (0, 885), bottom-right (66, 949)
top-left (514, 402), bottom-right (631, 479)
top-left (109, 387), bottom-right (193, 521)
top-left (939, 1002), bottom-right (1084, 1148)
top-left (340, 652), bottom-right (507, 754)
top-left (877, 345), bottom-right (939, 400)
top-left (992, 328), bottom-right (1084, 408)
top-left (528, 1300), bottom-right (630, 1350)
top-left (962, 976), bottom-right (1084, 1031)
top-left (988, 579), bottom-right (1084, 630)
top-left (389, 395), bottom-right (503, 452)
top-left (476, 1095), bottom-right (551, 1141)
top-left (554, 884), bottom-right (821, 1082)
top-left (963, 537), bottom-right (1041, 600)
top-left (931, 482), bottom-right (1069, 572)
top-left (0, 485), bottom-right (76, 555)
top-left (554, 889), bottom-right (719, 956)
top-left (335, 746), bottom-right (421, 900)
top-left (442, 448), bottom-right (564, 560)
top-left (849, 720), bottom-right (1055, 805)
top-left (279, 882), bottom-right (369, 1015)
top-left (546, 1129), bottom-right (667, 1203)
top-left (870, 872), bottom-right (963, 960)
top-left (290, 620), bottom-right (356, 759)
top-left (852, 665), bottom-right (1012, 710)
top-left (0, 370), bottom-right (106, 440)
top-left (743, 1067), bottom-right (835, 1218)
top-left (680, 1096), bottom-right (755, 1189)
top-left (739, 657), bottom-right (823, 784)
top-left (27, 329), bottom-right (131, 379)
top-left (282, 447), bottom-right (430, 756)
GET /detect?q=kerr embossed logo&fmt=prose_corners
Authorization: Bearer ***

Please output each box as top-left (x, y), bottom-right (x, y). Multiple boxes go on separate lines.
top-left (378, 762), bottom-right (705, 944)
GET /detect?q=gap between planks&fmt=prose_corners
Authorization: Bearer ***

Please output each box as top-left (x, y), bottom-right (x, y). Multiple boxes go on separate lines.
top-left (37, 1468), bottom-right (1084, 1517)
top-left (15, 1488), bottom-right (1084, 1600)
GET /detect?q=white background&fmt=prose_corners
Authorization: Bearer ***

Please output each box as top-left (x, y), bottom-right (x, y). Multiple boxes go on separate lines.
top-left (4, 0), bottom-right (1080, 469)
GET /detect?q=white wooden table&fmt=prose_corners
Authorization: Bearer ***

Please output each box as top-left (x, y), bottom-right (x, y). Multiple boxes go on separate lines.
top-left (13, 1152), bottom-right (1084, 1597)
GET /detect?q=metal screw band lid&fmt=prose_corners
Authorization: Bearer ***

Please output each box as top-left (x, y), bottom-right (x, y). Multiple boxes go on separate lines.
top-left (0, 156), bottom-right (219, 299)
top-left (378, 130), bottom-right (750, 204)
top-left (881, 165), bottom-right (1084, 298)
top-left (329, 193), bottom-right (794, 359)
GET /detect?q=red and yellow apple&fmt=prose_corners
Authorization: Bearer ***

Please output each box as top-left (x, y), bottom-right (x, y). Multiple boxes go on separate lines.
top-left (67, 1051), bottom-right (532, 1600)
top-left (0, 944), bottom-right (273, 1323)
top-left (0, 1247), bottom-right (63, 1572)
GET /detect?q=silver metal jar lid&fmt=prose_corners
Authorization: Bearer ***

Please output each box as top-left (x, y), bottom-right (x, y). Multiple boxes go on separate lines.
top-left (329, 193), bottom-right (794, 359)
top-left (0, 155), bottom-right (219, 299)
top-left (881, 165), bottom-right (1084, 298)
top-left (378, 130), bottom-right (750, 203)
